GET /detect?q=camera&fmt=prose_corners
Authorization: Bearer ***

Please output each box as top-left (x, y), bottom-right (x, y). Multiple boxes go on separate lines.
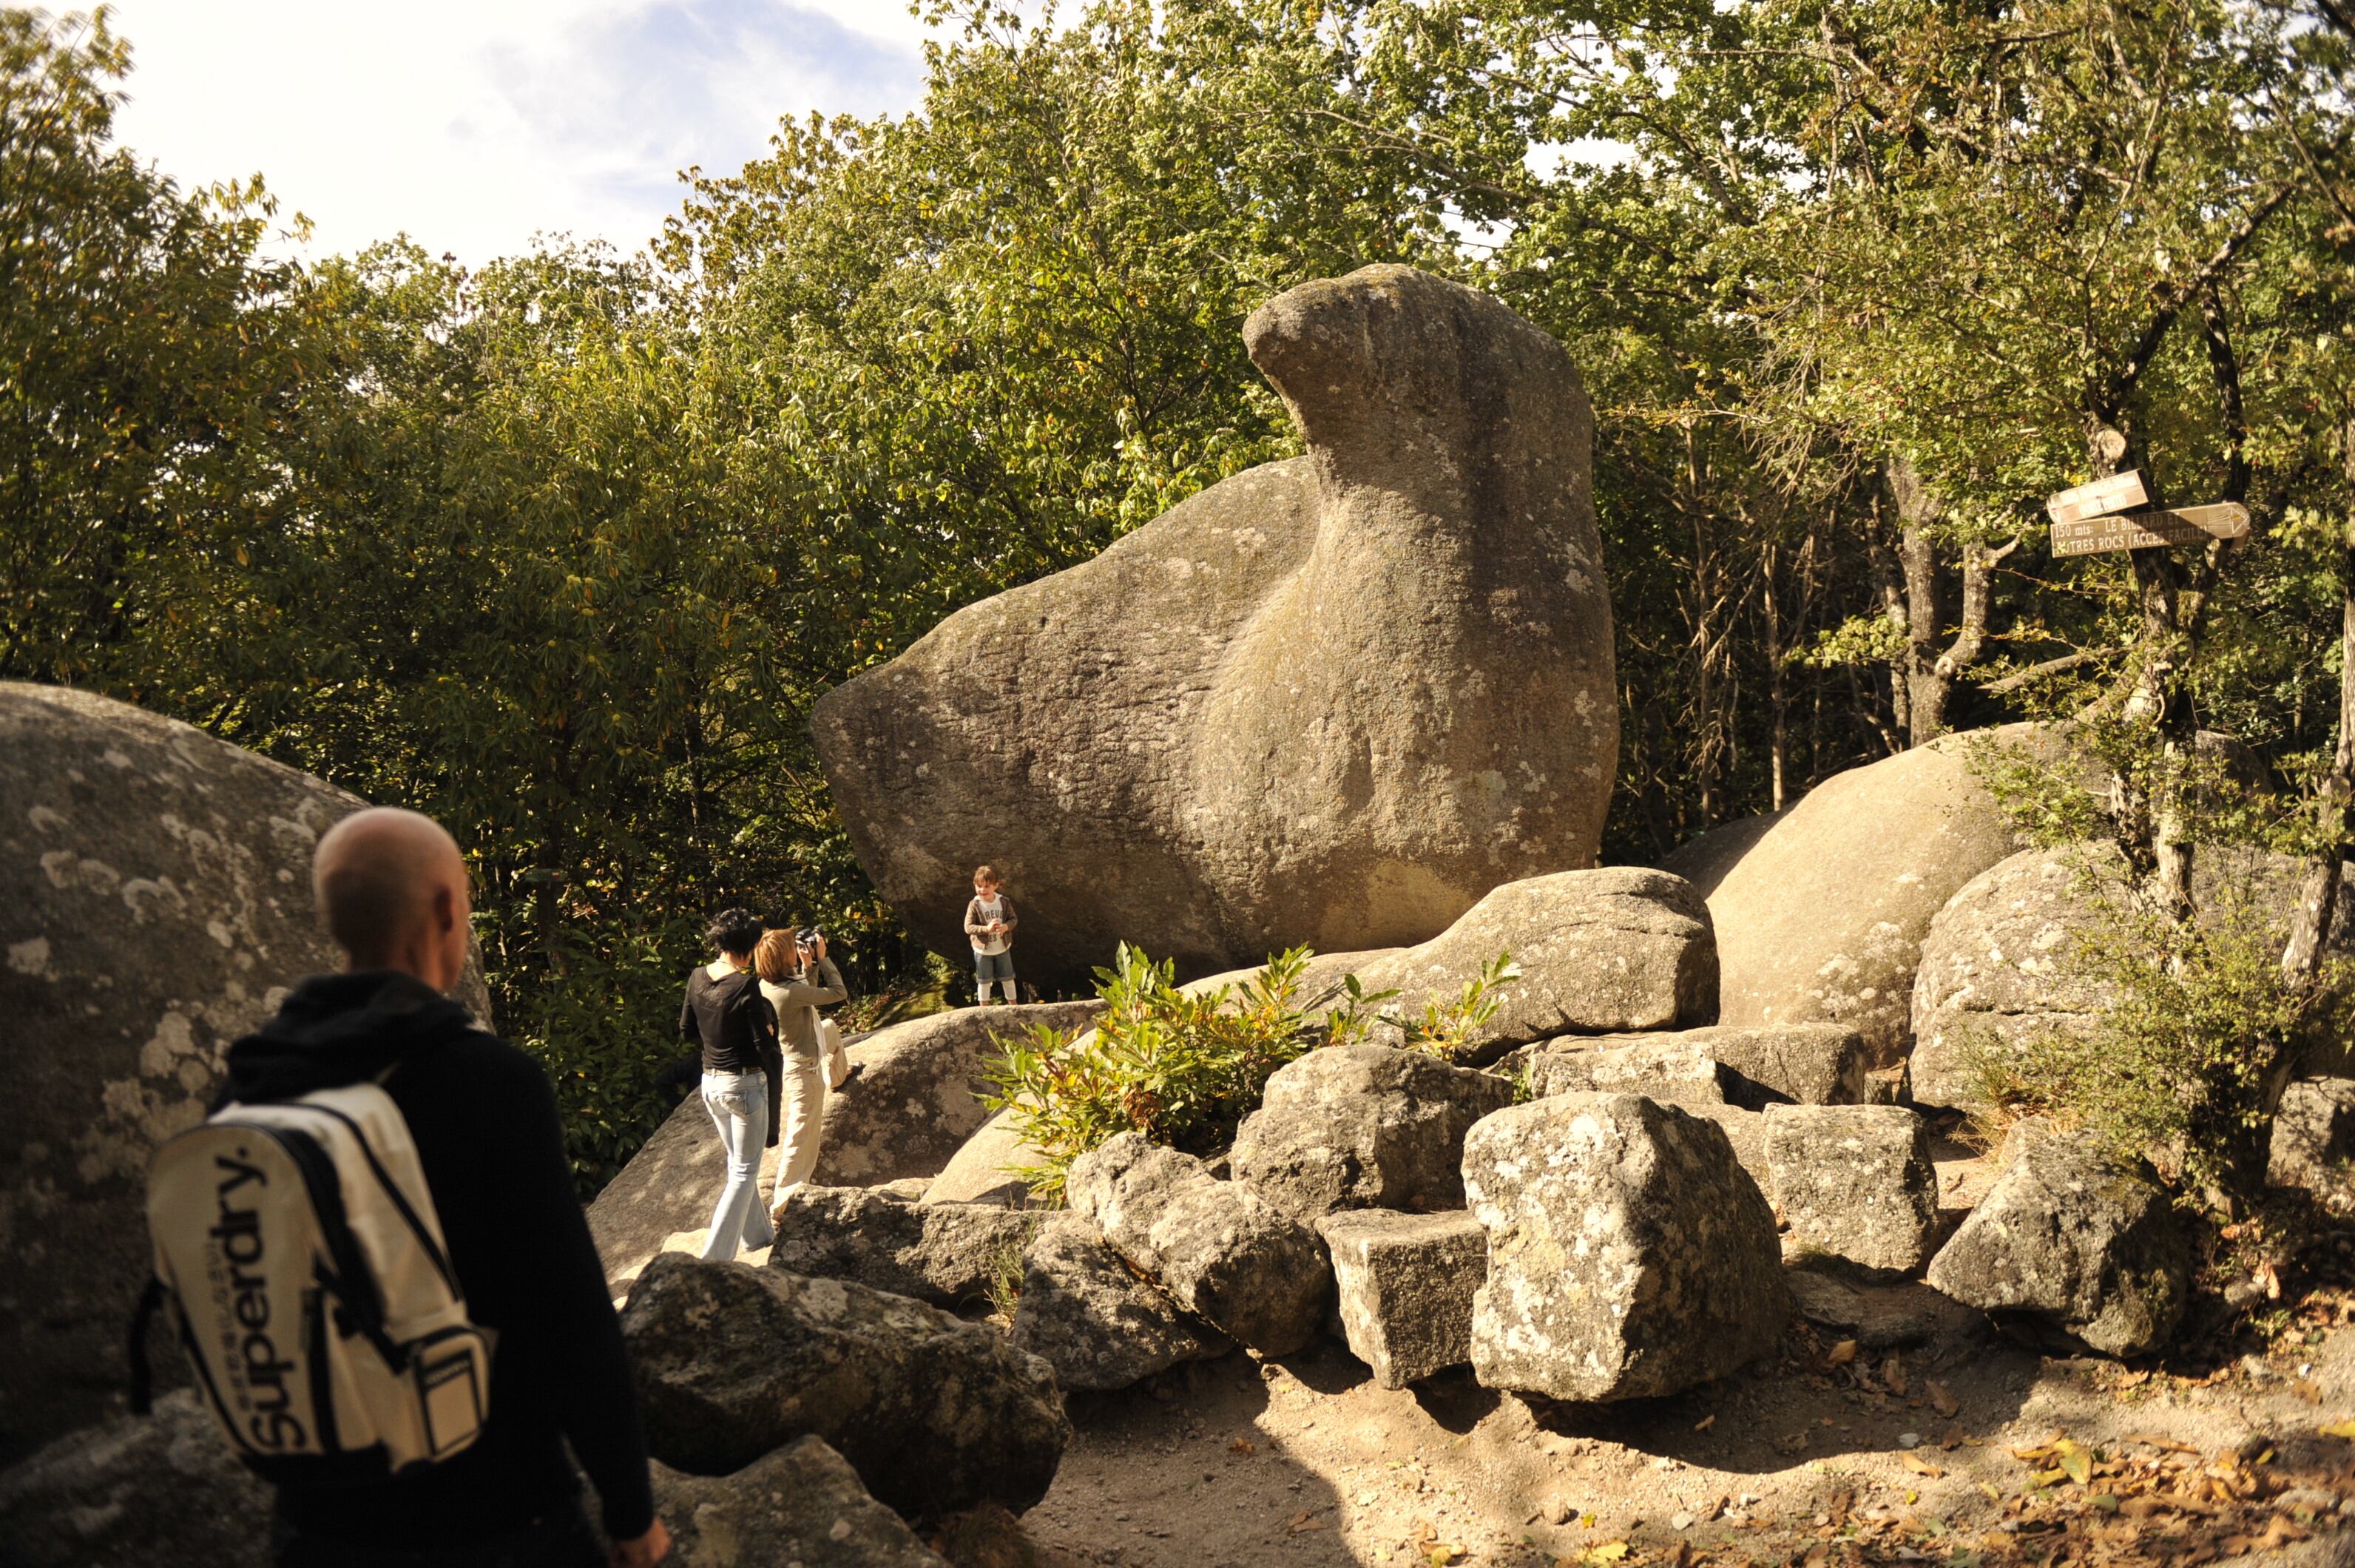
top-left (796, 926), bottom-right (824, 948)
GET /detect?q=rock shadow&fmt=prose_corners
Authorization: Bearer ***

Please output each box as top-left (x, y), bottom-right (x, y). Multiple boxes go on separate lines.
top-left (1038, 1351), bottom-right (1359, 1568)
top-left (1518, 1308), bottom-right (2041, 1477)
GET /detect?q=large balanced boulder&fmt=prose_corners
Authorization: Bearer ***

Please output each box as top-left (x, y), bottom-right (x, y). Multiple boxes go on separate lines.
top-left (1229, 1044), bottom-right (1515, 1220)
top-left (1763, 1105), bottom-right (1941, 1273)
top-left (811, 266), bottom-right (1618, 988)
top-left (0, 683), bottom-right (490, 1459)
top-left (621, 1254), bottom-right (1070, 1520)
top-left (769, 1186), bottom-right (1035, 1309)
top-left (1683, 725), bottom-right (2049, 1067)
top-left (1066, 1132), bottom-right (1330, 1356)
top-left (590, 1001), bottom-right (1100, 1294)
top-left (1910, 843), bottom-right (2355, 1109)
top-left (1461, 1094), bottom-right (1786, 1401)
top-left (1007, 1214), bottom-right (1230, 1391)
top-left (0, 1388), bottom-right (271, 1568)
top-left (1925, 1120), bottom-right (2189, 1356)
top-left (1349, 869), bottom-right (1716, 1061)
top-left (653, 1437), bottom-right (951, 1568)
top-left (1317, 1209), bottom-right (1488, 1389)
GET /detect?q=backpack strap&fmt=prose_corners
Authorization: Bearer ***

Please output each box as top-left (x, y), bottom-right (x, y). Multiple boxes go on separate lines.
top-left (127, 1274), bottom-right (166, 1416)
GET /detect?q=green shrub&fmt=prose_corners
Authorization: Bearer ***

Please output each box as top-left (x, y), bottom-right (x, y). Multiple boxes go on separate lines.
top-left (1966, 858), bottom-right (2353, 1210)
top-left (984, 942), bottom-right (1516, 1203)
top-left (1967, 729), bottom-right (2355, 1214)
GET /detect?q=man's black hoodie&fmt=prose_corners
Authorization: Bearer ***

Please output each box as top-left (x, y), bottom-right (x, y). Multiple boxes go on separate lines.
top-left (219, 971), bottom-right (655, 1550)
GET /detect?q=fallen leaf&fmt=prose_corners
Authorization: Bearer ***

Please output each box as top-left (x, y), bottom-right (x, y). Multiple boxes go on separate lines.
top-left (1693, 1413), bottom-right (1716, 1432)
top-left (2057, 1439), bottom-right (2094, 1486)
top-left (1926, 1379), bottom-right (1959, 1419)
top-left (1827, 1339), bottom-right (1859, 1368)
top-left (1229, 1439), bottom-right (1256, 1456)
top-left (1580, 1545), bottom-right (1629, 1565)
top-left (1285, 1510), bottom-right (1325, 1536)
top-left (1902, 1454), bottom-right (1945, 1479)
top-left (1884, 1354), bottom-right (1908, 1396)
top-left (2296, 1379), bottom-right (2324, 1405)
top-left (2322, 1419), bottom-right (2355, 1439)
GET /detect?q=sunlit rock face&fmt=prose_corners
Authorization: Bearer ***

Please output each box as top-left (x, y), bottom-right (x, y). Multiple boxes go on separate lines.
top-left (812, 264), bottom-right (1618, 988)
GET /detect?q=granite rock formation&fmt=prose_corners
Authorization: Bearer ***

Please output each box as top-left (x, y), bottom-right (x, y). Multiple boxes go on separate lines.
top-left (812, 266), bottom-right (1617, 986)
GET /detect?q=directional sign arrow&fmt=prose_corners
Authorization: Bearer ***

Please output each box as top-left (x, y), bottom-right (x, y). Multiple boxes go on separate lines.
top-left (2047, 470), bottom-right (2151, 524)
top-left (2050, 501), bottom-right (2251, 558)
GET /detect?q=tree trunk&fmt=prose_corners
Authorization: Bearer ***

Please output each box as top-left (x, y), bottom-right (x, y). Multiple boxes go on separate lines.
top-left (1882, 459), bottom-right (2013, 746)
top-left (2282, 425), bottom-right (2355, 983)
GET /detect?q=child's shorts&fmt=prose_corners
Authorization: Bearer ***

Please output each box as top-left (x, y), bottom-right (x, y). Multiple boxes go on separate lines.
top-left (974, 949), bottom-right (1016, 983)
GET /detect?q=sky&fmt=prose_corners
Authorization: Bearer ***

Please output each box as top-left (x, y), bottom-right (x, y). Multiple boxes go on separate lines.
top-left (101, 1), bottom-right (938, 266)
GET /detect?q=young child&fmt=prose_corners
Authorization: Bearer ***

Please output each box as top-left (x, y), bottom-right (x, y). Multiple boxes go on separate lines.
top-left (964, 865), bottom-right (1019, 1005)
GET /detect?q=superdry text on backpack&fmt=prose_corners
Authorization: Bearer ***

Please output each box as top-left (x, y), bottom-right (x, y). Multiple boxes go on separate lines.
top-left (135, 1081), bottom-right (492, 1480)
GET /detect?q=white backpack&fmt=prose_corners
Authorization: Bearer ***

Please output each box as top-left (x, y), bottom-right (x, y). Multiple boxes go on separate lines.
top-left (137, 1081), bottom-right (493, 1478)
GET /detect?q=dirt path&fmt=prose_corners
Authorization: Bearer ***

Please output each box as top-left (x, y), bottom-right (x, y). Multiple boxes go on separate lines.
top-left (1021, 1283), bottom-right (2355, 1568)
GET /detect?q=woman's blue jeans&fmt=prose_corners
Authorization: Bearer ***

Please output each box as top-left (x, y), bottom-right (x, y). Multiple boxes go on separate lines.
top-left (697, 1070), bottom-right (774, 1260)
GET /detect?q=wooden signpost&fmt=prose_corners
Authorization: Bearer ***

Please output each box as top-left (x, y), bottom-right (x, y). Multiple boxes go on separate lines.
top-left (2045, 463), bottom-right (2248, 558)
top-left (2047, 470), bottom-right (2151, 524)
top-left (2049, 501), bottom-right (2251, 558)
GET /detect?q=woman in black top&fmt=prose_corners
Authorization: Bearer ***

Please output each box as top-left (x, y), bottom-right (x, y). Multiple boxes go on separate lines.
top-left (678, 907), bottom-right (780, 1260)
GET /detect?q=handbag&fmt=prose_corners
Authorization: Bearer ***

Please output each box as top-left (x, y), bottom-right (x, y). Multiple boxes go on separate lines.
top-left (820, 1017), bottom-right (851, 1090)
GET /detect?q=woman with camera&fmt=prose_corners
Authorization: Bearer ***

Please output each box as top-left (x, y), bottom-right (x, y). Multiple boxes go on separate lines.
top-left (754, 925), bottom-right (848, 1207)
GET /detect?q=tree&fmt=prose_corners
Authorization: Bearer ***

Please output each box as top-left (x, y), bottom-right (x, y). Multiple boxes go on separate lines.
top-left (0, 8), bottom-right (302, 692)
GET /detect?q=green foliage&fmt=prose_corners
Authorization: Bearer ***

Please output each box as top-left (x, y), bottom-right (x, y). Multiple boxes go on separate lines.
top-left (1389, 953), bottom-right (1521, 1064)
top-left (1968, 727), bottom-right (2355, 1212)
top-left (984, 942), bottom-right (1518, 1202)
top-left (18, 0), bottom-right (2355, 1196)
top-left (984, 943), bottom-right (1350, 1203)
top-left (1967, 858), bottom-right (2354, 1210)
top-left (0, 8), bottom-right (305, 689)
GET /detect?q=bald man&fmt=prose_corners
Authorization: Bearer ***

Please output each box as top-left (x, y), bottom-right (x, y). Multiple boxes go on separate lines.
top-left (217, 808), bottom-right (669, 1568)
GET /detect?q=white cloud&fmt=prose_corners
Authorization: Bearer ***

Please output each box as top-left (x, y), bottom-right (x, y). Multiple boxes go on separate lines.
top-left (101, 0), bottom-right (931, 265)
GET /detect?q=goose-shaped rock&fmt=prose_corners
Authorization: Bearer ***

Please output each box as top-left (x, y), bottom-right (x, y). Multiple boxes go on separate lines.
top-left (811, 265), bottom-right (1618, 986)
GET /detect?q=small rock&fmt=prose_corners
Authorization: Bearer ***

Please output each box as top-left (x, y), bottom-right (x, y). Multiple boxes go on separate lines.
top-left (769, 1186), bottom-right (1036, 1308)
top-left (1068, 1134), bottom-right (1330, 1355)
top-left (2271, 1078), bottom-right (2355, 1193)
top-left (1764, 1105), bottom-right (1940, 1273)
top-left (0, 1390), bottom-right (271, 1568)
top-left (1008, 1214), bottom-right (1229, 1391)
top-left (1541, 1498), bottom-right (1572, 1525)
top-left (652, 1436), bottom-right (950, 1568)
top-left (1898, 1432), bottom-right (1921, 1450)
top-left (1590, 1024), bottom-right (1871, 1109)
top-left (1316, 1209), bottom-right (1487, 1388)
top-left (1785, 1267), bottom-right (1868, 1331)
top-left (1462, 1094), bottom-right (1787, 1402)
top-left (930, 1502), bottom-right (1043, 1568)
top-left (622, 1254), bottom-right (1070, 1520)
top-left (1925, 1120), bottom-right (2189, 1357)
top-left (1524, 1040), bottom-right (1727, 1106)
top-left (1230, 1045), bottom-right (1514, 1220)
top-left (1671, 1512), bottom-right (1695, 1530)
